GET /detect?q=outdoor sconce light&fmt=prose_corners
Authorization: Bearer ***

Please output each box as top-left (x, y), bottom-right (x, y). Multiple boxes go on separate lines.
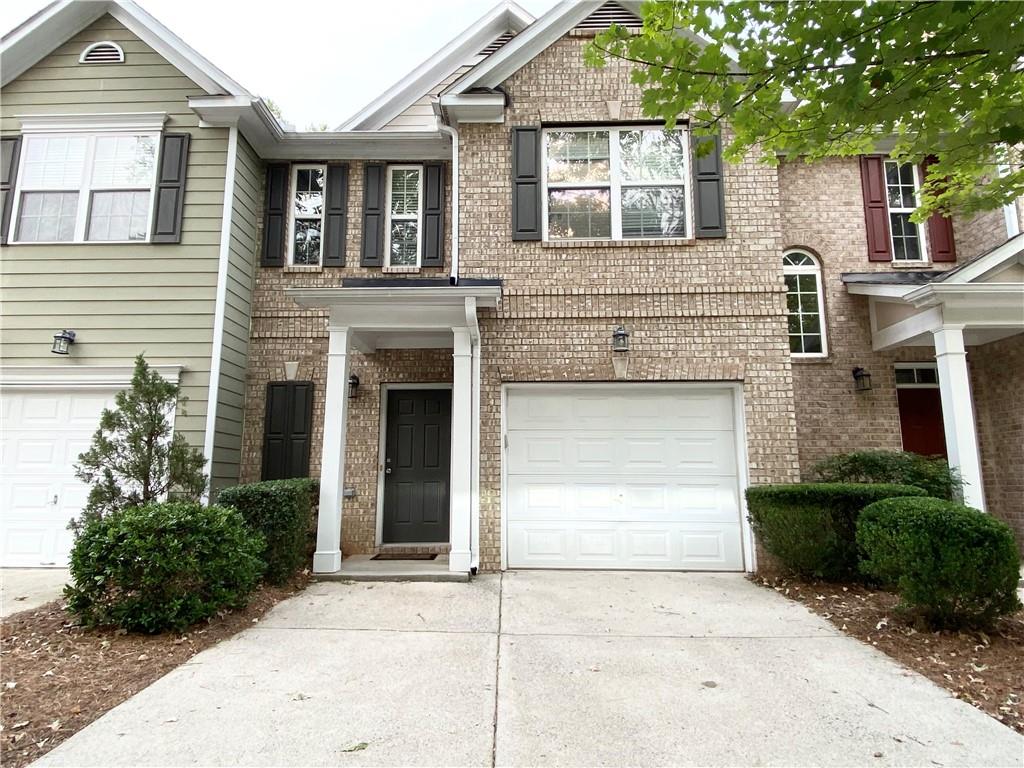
top-left (852, 367), bottom-right (873, 392)
top-left (348, 373), bottom-right (360, 398)
top-left (51, 329), bottom-right (76, 355)
top-left (611, 325), bottom-right (631, 353)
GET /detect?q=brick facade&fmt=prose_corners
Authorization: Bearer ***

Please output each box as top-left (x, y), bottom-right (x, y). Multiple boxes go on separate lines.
top-left (240, 31), bottom-right (1021, 568)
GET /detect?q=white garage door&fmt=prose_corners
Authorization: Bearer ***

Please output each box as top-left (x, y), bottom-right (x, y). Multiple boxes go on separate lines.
top-left (1, 389), bottom-right (117, 567)
top-left (505, 385), bottom-right (746, 571)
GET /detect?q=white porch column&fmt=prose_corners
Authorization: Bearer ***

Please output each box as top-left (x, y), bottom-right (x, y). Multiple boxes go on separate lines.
top-left (450, 327), bottom-right (473, 573)
top-left (313, 326), bottom-right (351, 573)
top-left (933, 325), bottom-right (986, 510)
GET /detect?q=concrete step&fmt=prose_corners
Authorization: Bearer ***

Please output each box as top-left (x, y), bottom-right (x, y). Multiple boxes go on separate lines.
top-left (314, 554), bottom-right (469, 583)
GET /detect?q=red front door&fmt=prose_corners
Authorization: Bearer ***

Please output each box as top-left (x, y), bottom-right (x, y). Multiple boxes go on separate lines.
top-left (897, 388), bottom-right (947, 457)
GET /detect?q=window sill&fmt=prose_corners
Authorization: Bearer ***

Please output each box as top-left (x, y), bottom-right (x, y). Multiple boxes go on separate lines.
top-left (541, 237), bottom-right (696, 249)
top-left (284, 264), bottom-right (323, 273)
top-left (8, 240), bottom-right (151, 246)
top-left (382, 266), bottom-right (421, 274)
top-left (890, 261), bottom-right (931, 269)
top-left (791, 355), bottom-right (831, 364)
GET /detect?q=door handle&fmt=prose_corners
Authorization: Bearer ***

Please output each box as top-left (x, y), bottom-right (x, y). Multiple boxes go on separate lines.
top-left (385, 467), bottom-right (392, 474)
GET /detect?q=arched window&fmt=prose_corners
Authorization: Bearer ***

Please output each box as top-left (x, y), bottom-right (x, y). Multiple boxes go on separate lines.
top-left (783, 250), bottom-right (827, 356)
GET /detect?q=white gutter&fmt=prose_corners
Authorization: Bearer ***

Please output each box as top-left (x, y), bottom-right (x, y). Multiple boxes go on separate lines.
top-left (437, 118), bottom-right (461, 284)
top-left (202, 123), bottom-right (239, 500)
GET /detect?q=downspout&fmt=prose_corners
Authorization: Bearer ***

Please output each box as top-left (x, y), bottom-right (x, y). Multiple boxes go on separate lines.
top-left (435, 105), bottom-right (460, 285)
top-left (202, 123), bottom-right (239, 501)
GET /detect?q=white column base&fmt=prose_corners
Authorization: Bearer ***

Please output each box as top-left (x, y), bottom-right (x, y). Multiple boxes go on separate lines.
top-left (448, 550), bottom-right (472, 573)
top-left (313, 550), bottom-right (342, 574)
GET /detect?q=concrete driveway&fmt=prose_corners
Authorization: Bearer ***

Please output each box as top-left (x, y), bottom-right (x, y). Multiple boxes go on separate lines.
top-left (1, 568), bottom-right (69, 617)
top-left (35, 572), bottom-right (1023, 767)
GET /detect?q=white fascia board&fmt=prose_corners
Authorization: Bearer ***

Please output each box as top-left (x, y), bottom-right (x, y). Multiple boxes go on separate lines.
top-left (905, 283), bottom-right (1024, 310)
top-left (16, 112), bottom-right (167, 133)
top-left (0, 364), bottom-right (183, 388)
top-left (337, 1), bottom-right (535, 131)
top-left (448, 0), bottom-right (602, 95)
top-left (1, 0), bottom-right (249, 95)
top-left (845, 283), bottom-right (917, 299)
top-left (288, 285), bottom-right (502, 309)
top-left (188, 96), bottom-right (452, 160)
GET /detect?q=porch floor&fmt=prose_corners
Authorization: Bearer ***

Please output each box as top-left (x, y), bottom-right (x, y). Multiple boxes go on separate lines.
top-left (314, 554), bottom-right (467, 583)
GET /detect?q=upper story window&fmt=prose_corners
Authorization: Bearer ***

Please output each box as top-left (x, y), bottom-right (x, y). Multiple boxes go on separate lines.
top-left (386, 165), bottom-right (422, 267)
top-left (884, 161), bottom-right (926, 262)
top-left (12, 132), bottom-right (157, 243)
top-left (542, 126), bottom-right (689, 241)
top-left (289, 164), bottom-right (325, 265)
top-left (783, 250), bottom-right (827, 357)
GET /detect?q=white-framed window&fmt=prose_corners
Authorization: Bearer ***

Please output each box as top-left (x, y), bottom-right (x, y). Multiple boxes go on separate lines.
top-left (894, 363), bottom-right (939, 388)
top-left (541, 126), bottom-right (690, 241)
top-left (783, 250), bottom-right (827, 357)
top-left (385, 164), bottom-right (423, 267)
top-left (288, 164), bottom-right (325, 266)
top-left (12, 132), bottom-right (158, 243)
top-left (884, 160), bottom-right (928, 262)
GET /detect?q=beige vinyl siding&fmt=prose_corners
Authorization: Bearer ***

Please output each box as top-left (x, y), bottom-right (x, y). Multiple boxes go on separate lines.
top-left (381, 65), bottom-right (473, 131)
top-left (0, 14), bottom-right (228, 458)
top-left (209, 134), bottom-right (262, 494)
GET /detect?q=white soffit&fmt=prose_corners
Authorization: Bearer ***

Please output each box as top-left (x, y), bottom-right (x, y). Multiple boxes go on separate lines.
top-left (337, 0), bottom-right (535, 131)
top-left (1, 0), bottom-right (250, 95)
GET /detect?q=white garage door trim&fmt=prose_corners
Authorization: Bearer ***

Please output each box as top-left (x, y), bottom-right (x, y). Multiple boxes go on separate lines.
top-left (1, 365), bottom-right (183, 568)
top-left (500, 382), bottom-right (754, 572)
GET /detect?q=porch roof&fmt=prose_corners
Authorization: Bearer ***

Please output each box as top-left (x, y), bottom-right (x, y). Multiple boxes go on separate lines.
top-left (842, 234), bottom-right (1024, 350)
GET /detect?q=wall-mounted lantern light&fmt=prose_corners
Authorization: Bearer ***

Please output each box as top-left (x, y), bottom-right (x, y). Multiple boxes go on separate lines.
top-left (611, 325), bottom-right (631, 353)
top-left (51, 329), bottom-right (76, 355)
top-left (348, 373), bottom-right (360, 398)
top-left (852, 367), bottom-right (872, 392)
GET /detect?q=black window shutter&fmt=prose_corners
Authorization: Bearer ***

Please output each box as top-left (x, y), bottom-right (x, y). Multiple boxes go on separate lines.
top-left (261, 381), bottom-right (314, 481)
top-left (150, 132), bottom-right (190, 243)
top-left (511, 127), bottom-right (541, 241)
top-left (323, 163), bottom-right (349, 267)
top-left (692, 133), bottom-right (726, 238)
top-left (0, 136), bottom-right (21, 246)
top-left (261, 163), bottom-right (289, 267)
top-left (361, 163), bottom-right (386, 266)
top-left (422, 162), bottom-right (445, 266)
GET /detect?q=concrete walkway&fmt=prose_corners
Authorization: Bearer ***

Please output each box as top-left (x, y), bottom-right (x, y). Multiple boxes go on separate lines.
top-left (35, 572), bottom-right (1023, 767)
top-left (1, 568), bottom-right (69, 617)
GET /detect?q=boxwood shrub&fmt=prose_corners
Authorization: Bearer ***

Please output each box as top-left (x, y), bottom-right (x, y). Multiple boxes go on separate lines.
top-left (858, 497), bottom-right (1022, 630)
top-left (811, 450), bottom-right (962, 501)
top-left (218, 478), bottom-right (318, 584)
top-left (65, 502), bottom-right (263, 634)
top-left (746, 483), bottom-right (927, 580)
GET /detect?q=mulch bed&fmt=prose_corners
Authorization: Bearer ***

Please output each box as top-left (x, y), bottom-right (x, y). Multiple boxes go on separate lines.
top-left (755, 575), bottom-right (1024, 734)
top-left (0, 576), bottom-right (309, 768)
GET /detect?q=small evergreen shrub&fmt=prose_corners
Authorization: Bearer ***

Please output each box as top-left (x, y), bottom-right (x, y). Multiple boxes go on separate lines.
top-left (746, 483), bottom-right (927, 580)
top-left (65, 502), bottom-right (263, 633)
top-left (811, 450), bottom-right (962, 501)
top-left (218, 478), bottom-right (318, 584)
top-left (858, 497), bottom-right (1022, 630)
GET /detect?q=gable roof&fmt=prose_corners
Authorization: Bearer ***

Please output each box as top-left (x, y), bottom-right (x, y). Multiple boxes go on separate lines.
top-left (337, 1), bottom-right (534, 131)
top-left (1, 0), bottom-right (250, 95)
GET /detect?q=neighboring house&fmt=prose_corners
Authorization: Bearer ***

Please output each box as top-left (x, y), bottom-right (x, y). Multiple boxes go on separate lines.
top-left (1, 1), bottom-right (1021, 573)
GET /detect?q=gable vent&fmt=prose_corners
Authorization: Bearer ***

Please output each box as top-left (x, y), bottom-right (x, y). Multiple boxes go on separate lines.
top-left (575, 2), bottom-right (642, 31)
top-left (478, 32), bottom-right (515, 57)
top-left (79, 41), bottom-right (125, 64)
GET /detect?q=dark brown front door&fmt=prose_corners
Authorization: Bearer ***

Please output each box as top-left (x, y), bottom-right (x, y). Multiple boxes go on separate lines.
top-left (897, 388), bottom-right (947, 457)
top-left (382, 389), bottom-right (451, 544)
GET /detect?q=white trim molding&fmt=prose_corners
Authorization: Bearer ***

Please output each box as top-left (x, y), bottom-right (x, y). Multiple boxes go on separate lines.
top-left (0, 364), bottom-right (183, 389)
top-left (15, 112), bottom-right (168, 134)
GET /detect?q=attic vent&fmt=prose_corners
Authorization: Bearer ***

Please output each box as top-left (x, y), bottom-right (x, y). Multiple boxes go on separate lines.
top-left (478, 32), bottom-right (515, 57)
top-left (575, 2), bottom-right (642, 31)
top-left (79, 41), bottom-right (125, 64)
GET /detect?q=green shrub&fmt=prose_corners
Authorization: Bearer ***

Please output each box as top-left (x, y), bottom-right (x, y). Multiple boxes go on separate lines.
top-left (746, 483), bottom-right (928, 580)
top-left (218, 478), bottom-right (318, 584)
top-left (858, 497), bottom-right (1022, 630)
top-left (65, 502), bottom-right (263, 633)
top-left (812, 450), bottom-right (962, 501)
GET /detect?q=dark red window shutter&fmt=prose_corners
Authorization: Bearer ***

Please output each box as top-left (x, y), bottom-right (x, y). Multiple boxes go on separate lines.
top-left (860, 156), bottom-right (892, 262)
top-left (921, 157), bottom-right (956, 263)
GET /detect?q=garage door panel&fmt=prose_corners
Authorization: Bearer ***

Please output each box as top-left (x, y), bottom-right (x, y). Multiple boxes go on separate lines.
top-left (508, 521), bottom-right (744, 570)
top-left (509, 476), bottom-right (740, 523)
top-left (506, 386), bottom-right (745, 571)
top-left (508, 430), bottom-right (736, 476)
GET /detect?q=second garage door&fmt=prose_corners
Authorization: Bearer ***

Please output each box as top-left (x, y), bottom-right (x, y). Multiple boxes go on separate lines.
top-left (505, 385), bottom-right (745, 571)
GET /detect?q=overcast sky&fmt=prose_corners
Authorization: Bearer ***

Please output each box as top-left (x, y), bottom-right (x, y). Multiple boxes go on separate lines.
top-left (2, 0), bottom-right (561, 129)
